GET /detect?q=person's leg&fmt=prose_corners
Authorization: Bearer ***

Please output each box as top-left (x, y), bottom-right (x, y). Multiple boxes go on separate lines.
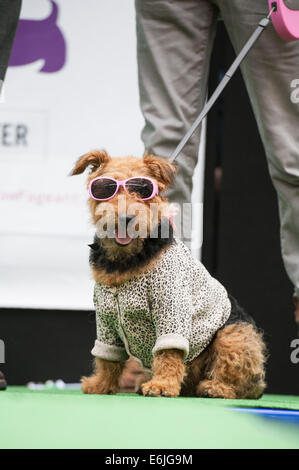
top-left (131, 0), bottom-right (218, 386)
top-left (218, 0), bottom-right (299, 328)
top-left (135, 0), bottom-right (218, 206)
top-left (0, 0), bottom-right (21, 81)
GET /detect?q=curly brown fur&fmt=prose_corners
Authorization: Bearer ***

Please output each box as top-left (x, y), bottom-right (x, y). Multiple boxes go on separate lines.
top-left (142, 349), bottom-right (186, 397)
top-left (71, 150), bottom-right (111, 176)
top-left (182, 323), bottom-right (267, 399)
top-left (71, 150), bottom-right (177, 286)
top-left (139, 324), bottom-right (266, 398)
top-left (73, 151), bottom-right (179, 393)
top-left (180, 348), bottom-right (210, 397)
top-left (81, 357), bottom-right (125, 394)
top-left (72, 151), bottom-right (267, 399)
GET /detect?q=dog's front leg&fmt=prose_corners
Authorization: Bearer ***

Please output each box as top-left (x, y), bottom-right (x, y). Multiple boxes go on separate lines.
top-left (81, 357), bottom-right (125, 394)
top-left (142, 349), bottom-right (186, 397)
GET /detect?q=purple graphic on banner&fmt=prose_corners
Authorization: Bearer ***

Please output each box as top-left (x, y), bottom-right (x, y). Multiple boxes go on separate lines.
top-left (9, 0), bottom-right (66, 73)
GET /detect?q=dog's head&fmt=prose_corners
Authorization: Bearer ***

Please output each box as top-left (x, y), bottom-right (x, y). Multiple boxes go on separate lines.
top-left (70, 150), bottom-right (177, 269)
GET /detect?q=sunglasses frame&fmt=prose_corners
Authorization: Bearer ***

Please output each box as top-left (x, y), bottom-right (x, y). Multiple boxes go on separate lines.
top-left (89, 176), bottom-right (159, 201)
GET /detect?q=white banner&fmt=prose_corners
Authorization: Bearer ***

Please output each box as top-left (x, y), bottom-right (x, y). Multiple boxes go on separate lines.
top-left (0, 0), bottom-right (204, 310)
top-left (0, 0), bottom-right (145, 310)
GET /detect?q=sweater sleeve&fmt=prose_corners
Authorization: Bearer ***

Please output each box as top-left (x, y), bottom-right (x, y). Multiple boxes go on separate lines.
top-left (149, 247), bottom-right (193, 360)
top-left (91, 285), bottom-right (129, 362)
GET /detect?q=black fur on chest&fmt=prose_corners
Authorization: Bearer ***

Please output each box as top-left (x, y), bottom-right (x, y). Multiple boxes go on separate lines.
top-left (89, 218), bottom-right (174, 274)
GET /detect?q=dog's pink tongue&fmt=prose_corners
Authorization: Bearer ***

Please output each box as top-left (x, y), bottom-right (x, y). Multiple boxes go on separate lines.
top-left (115, 229), bottom-right (133, 245)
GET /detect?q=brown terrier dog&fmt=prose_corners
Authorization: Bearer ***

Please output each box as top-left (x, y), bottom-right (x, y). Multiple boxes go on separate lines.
top-left (71, 150), bottom-right (266, 399)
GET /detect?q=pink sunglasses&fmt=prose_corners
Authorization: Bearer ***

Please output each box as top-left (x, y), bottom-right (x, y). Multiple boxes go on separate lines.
top-left (89, 176), bottom-right (159, 201)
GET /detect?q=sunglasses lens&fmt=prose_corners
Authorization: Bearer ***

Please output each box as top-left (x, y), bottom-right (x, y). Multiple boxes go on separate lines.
top-left (125, 178), bottom-right (154, 199)
top-left (90, 178), bottom-right (117, 200)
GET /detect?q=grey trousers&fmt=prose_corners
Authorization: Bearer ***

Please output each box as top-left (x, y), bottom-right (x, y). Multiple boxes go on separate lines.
top-left (135, 0), bottom-right (299, 297)
top-left (0, 0), bottom-right (21, 81)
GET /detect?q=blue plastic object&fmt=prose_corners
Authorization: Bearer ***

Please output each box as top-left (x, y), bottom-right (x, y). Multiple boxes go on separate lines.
top-left (233, 407), bottom-right (299, 426)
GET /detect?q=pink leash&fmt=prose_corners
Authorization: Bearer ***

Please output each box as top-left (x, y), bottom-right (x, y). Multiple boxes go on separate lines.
top-left (170, 2), bottom-right (299, 163)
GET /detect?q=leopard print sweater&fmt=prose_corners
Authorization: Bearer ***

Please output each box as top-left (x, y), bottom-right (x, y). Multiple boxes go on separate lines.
top-left (91, 238), bottom-right (231, 370)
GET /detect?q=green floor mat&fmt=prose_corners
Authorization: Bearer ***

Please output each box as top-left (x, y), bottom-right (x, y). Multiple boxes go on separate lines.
top-left (7, 386), bottom-right (299, 409)
top-left (189, 393), bottom-right (299, 411)
top-left (1, 387), bottom-right (299, 449)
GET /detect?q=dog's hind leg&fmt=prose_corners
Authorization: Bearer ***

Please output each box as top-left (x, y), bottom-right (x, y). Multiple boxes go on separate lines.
top-left (196, 323), bottom-right (267, 399)
top-left (81, 357), bottom-right (125, 394)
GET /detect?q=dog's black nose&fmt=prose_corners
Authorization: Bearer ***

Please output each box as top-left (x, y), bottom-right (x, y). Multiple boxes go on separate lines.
top-left (118, 214), bottom-right (135, 227)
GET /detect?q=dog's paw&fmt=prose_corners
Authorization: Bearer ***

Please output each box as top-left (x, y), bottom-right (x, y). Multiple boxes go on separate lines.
top-left (142, 379), bottom-right (180, 397)
top-left (81, 375), bottom-right (117, 395)
top-left (196, 380), bottom-right (236, 399)
top-left (135, 372), bottom-right (152, 395)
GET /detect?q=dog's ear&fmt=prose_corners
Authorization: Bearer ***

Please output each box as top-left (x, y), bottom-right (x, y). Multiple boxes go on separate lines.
top-left (143, 153), bottom-right (177, 188)
top-left (70, 150), bottom-right (111, 175)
